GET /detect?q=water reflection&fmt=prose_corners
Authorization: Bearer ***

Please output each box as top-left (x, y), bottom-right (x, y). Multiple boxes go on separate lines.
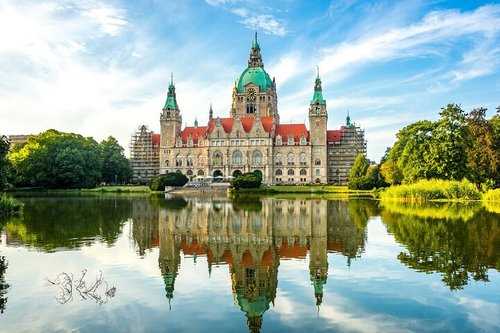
top-left (381, 201), bottom-right (500, 290)
top-left (0, 256), bottom-right (8, 314)
top-left (0, 194), bottom-right (499, 332)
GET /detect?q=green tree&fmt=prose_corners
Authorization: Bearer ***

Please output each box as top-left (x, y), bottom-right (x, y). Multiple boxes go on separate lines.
top-left (231, 172), bottom-right (262, 189)
top-left (8, 130), bottom-right (102, 188)
top-left (0, 135), bottom-right (10, 189)
top-left (149, 172), bottom-right (188, 191)
top-left (380, 159), bottom-right (402, 185)
top-left (99, 136), bottom-right (132, 184)
top-left (465, 107), bottom-right (498, 185)
top-left (349, 153), bottom-right (369, 180)
top-left (490, 108), bottom-right (500, 186)
top-left (428, 104), bottom-right (469, 180)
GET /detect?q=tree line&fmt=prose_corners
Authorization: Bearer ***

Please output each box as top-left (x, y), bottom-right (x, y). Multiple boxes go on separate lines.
top-left (349, 104), bottom-right (500, 189)
top-left (1, 129), bottom-right (131, 189)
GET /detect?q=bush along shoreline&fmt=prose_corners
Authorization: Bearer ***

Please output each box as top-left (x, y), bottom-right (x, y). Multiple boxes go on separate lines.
top-left (379, 179), bottom-right (482, 202)
top-left (0, 194), bottom-right (23, 218)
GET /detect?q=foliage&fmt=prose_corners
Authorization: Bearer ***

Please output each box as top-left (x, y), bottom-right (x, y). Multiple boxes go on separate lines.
top-left (380, 179), bottom-right (481, 202)
top-left (348, 155), bottom-right (387, 190)
top-left (231, 171), bottom-right (262, 189)
top-left (483, 188), bottom-right (500, 202)
top-left (149, 172), bottom-right (188, 191)
top-left (8, 130), bottom-right (102, 188)
top-left (99, 136), bottom-right (132, 184)
top-left (0, 194), bottom-right (23, 218)
top-left (383, 104), bottom-right (500, 185)
top-left (0, 135), bottom-right (10, 189)
top-left (380, 201), bottom-right (480, 221)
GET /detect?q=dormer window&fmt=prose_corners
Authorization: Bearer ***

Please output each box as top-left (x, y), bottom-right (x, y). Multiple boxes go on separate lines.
top-left (288, 136), bottom-right (294, 145)
top-left (300, 136), bottom-right (307, 145)
top-left (276, 135), bottom-right (282, 145)
top-left (188, 138), bottom-right (193, 147)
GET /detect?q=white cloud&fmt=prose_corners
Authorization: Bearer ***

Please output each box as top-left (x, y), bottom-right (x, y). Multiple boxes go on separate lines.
top-left (239, 14), bottom-right (287, 36)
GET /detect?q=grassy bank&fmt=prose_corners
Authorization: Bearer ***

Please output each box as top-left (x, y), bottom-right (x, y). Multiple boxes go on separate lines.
top-left (0, 194), bottom-right (23, 218)
top-left (380, 179), bottom-right (481, 202)
top-left (82, 185), bottom-right (151, 193)
top-left (232, 185), bottom-right (375, 197)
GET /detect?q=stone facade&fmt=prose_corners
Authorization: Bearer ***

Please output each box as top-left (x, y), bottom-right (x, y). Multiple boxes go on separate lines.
top-left (131, 34), bottom-right (366, 184)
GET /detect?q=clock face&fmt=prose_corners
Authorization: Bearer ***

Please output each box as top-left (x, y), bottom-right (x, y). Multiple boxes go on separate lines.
top-left (247, 88), bottom-right (256, 102)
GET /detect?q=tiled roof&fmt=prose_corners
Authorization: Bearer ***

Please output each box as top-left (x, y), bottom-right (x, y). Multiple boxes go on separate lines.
top-left (275, 123), bottom-right (309, 141)
top-left (152, 133), bottom-right (160, 145)
top-left (180, 126), bottom-right (208, 144)
top-left (327, 130), bottom-right (343, 143)
top-left (207, 116), bottom-right (274, 134)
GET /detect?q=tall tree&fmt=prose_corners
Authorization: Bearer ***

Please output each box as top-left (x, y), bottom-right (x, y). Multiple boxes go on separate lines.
top-left (99, 136), bottom-right (131, 184)
top-left (8, 130), bottom-right (102, 188)
top-left (0, 135), bottom-right (9, 189)
top-left (465, 107), bottom-right (497, 185)
top-left (428, 104), bottom-right (469, 180)
top-left (349, 154), bottom-right (369, 180)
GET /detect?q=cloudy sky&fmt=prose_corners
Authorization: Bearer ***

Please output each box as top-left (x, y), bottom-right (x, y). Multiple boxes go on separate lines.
top-left (1, 0), bottom-right (499, 160)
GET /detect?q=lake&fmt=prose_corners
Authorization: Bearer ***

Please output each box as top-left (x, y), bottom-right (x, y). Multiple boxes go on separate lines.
top-left (0, 194), bottom-right (499, 332)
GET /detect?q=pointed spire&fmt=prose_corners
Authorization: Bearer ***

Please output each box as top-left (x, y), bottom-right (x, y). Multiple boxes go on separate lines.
top-left (163, 72), bottom-right (179, 110)
top-left (311, 68), bottom-right (326, 105)
top-left (194, 118), bottom-right (198, 127)
top-left (209, 103), bottom-right (213, 120)
top-left (170, 72), bottom-right (174, 86)
top-left (316, 65), bottom-right (320, 79)
top-left (248, 33), bottom-right (263, 67)
top-left (346, 110), bottom-right (352, 127)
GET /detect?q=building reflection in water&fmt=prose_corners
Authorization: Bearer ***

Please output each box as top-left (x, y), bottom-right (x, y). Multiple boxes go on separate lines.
top-left (144, 196), bottom-right (370, 333)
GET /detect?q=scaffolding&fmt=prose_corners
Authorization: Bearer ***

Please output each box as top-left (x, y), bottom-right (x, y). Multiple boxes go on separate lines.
top-left (129, 125), bottom-right (160, 184)
top-left (327, 125), bottom-right (366, 185)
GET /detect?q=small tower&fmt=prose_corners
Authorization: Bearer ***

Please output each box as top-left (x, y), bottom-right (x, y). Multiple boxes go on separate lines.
top-left (309, 200), bottom-right (328, 309)
top-left (160, 74), bottom-right (182, 173)
top-left (309, 68), bottom-right (328, 183)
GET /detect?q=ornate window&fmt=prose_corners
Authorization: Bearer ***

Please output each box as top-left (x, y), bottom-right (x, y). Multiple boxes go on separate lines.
top-left (316, 169), bottom-right (320, 176)
top-left (275, 153), bottom-right (282, 165)
top-left (175, 154), bottom-right (182, 167)
top-left (300, 136), bottom-right (307, 145)
top-left (288, 169), bottom-right (295, 176)
top-left (252, 150), bottom-right (262, 165)
top-left (287, 136), bottom-right (294, 145)
top-left (287, 153), bottom-right (294, 165)
top-left (300, 169), bottom-right (307, 176)
top-left (186, 169), bottom-right (193, 176)
top-left (275, 135), bottom-right (282, 145)
top-left (213, 151), bottom-right (223, 165)
top-left (275, 169), bottom-right (283, 176)
top-left (300, 153), bottom-right (307, 166)
top-left (197, 154), bottom-right (203, 165)
top-left (315, 159), bottom-right (321, 166)
top-left (232, 150), bottom-right (243, 165)
top-left (197, 170), bottom-right (205, 176)
top-left (187, 155), bottom-right (193, 166)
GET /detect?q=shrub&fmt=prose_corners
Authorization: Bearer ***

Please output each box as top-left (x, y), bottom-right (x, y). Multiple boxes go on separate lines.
top-left (231, 172), bottom-right (262, 189)
top-left (149, 172), bottom-right (188, 191)
top-left (380, 179), bottom-right (481, 202)
top-left (0, 194), bottom-right (23, 218)
top-left (483, 188), bottom-right (500, 202)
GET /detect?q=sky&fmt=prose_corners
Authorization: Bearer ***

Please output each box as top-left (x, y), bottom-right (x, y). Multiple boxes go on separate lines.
top-left (0, 0), bottom-right (499, 161)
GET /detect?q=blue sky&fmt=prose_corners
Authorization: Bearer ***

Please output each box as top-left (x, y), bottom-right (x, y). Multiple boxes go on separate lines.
top-left (1, 0), bottom-right (499, 160)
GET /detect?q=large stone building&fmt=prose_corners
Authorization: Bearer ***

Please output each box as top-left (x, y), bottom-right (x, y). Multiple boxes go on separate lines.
top-left (132, 33), bottom-right (366, 185)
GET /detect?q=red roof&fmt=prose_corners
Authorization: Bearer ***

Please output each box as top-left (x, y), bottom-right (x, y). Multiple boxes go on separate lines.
top-left (152, 133), bottom-right (160, 145)
top-left (327, 130), bottom-right (343, 143)
top-left (275, 124), bottom-right (309, 142)
top-left (180, 126), bottom-right (208, 144)
top-left (207, 116), bottom-right (274, 134)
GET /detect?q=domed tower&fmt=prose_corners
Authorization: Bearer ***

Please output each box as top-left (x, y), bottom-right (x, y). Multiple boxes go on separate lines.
top-left (158, 212), bottom-right (181, 309)
top-left (309, 69), bottom-right (328, 183)
top-left (309, 200), bottom-right (328, 309)
top-left (233, 33), bottom-right (278, 119)
top-left (160, 74), bottom-right (182, 173)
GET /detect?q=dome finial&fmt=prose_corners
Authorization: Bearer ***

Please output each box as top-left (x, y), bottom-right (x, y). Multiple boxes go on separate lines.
top-left (316, 65), bottom-right (320, 79)
top-left (170, 72), bottom-right (174, 85)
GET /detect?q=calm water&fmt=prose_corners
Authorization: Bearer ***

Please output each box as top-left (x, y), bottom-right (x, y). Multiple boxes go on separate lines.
top-left (0, 194), bottom-right (499, 333)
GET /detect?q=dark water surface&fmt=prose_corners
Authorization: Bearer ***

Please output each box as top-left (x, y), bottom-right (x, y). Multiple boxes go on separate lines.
top-left (0, 194), bottom-right (499, 333)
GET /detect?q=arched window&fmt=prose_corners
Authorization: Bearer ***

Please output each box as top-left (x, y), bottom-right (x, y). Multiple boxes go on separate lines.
top-left (315, 159), bottom-right (321, 166)
top-left (276, 135), bottom-right (282, 145)
top-left (275, 169), bottom-right (283, 176)
top-left (300, 153), bottom-right (307, 165)
top-left (232, 150), bottom-right (243, 165)
top-left (275, 154), bottom-right (282, 165)
top-left (287, 153), bottom-right (294, 165)
top-left (165, 160), bottom-right (169, 166)
top-left (300, 169), bottom-right (307, 176)
top-left (187, 155), bottom-right (193, 166)
top-left (197, 170), bottom-right (205, 176)
top-left (197, 154), bottom-right (203, 165)
top-left (175, 154), bottom-right (182, 167)
top-left (252, 150), bottom-right (262, 165)
top-left (288, 169), bottom-right (295, 176)
top-left (300, 136), bottom-right (307, 145)
top-left (232, 170), bottom-right (243, 178)
top-left (186, 169), bottom-right (193, 176)
top-left (213, 151), bottom-right (223, 165)
top-left (288, 136), bottom-right (294, 145)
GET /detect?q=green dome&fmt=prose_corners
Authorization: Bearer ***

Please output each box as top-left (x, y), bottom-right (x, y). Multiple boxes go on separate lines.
top-left (237, 67), bottom-right (273, 93)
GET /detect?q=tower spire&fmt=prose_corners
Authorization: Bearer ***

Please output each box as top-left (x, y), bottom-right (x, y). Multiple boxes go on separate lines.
top-left (163, 73), bottom-right (179, 111)
top-left (209, 103), bottom-right (213, 120)
top-left (311, 69), bottom-right (326, 106)
top-left (248, 33), bottom-right (263, 67)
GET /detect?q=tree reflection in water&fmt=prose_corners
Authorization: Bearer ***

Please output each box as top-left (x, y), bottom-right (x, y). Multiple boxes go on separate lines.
top-left (0, 256), bottom-right (8, 314)
top-left (381, 201), bottom-right (500, 290)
